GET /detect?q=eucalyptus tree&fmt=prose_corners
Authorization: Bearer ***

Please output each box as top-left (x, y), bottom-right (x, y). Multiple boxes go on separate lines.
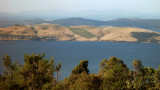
top-left (0, 53), bottom-right (61, 90)
top-left (72, 60), bottom-right (89, 75)
top-left (99, 57), bottom-right (129, 89)
top-left (55, 63), bottom-right (62, 84)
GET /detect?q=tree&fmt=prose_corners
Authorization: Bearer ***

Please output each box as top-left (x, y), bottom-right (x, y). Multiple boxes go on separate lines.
top-left (131, 60), bottom-right (160, 89)
top-left (0, 53), bottom-right (61, 90)
top-left (154, 65), bottom-right (160, 89)
top-left (55, 63), bottom-right (62, 84)
top-left (54, 60), bottom-right (90, 90)
top-left (132, 59), bottom-right (143, 74)
top-left (99, 59), bottom-right (107, 69)
top-left (71, 60), bottom-right (89, 75)
top-left (1, 54), bottom-right (160, 89)
top-left (0, 55), bottom-right (20, 89)
top-left (54, 60), bottom-right (101, 90)
top-left (22, 53), bottom-right (56, 90)
top-left (131, 59), bottom-right (144, 89)
top-left (99, 57), bottom-right (129, 89)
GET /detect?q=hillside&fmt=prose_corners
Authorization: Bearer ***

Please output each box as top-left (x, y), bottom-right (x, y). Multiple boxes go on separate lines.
top-left (46, 18), bottom-right (160, 30)
top-left (0, 24), bottom-right (159, 43)
top-left (47, 18), bottom-right (103, 26)
top-left (103, 18), bottom-right (160, 30)
top-left (41, 18), bottom-right (160, 30)
top-left (0, 18), bottom-right (160, 31)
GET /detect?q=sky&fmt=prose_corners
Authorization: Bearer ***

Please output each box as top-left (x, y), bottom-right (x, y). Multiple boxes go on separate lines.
top-left (0, 0), bottom-right (160, 13)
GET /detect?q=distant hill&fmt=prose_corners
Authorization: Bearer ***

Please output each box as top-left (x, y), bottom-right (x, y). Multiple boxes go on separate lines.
top-left (1, 9), bottom-right (160, 20)
top-left (0, 24), bottom-right (159, 43)
top-left (103, 18), bottom-right (160, 30)
top-left (46, 18), bottom-right (160, 30)
top-left (47, 18), bottom-right (103, 26)
top-left (0, 18), bottom-right (160, 30)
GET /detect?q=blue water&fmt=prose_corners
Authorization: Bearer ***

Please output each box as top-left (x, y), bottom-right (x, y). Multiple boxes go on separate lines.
top-left (150, 30), bottom-right (160, 33)
top-left (0, 41), bottom-right (160, 80)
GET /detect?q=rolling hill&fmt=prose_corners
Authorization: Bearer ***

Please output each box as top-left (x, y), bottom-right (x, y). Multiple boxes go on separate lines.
top-left (0, 24), bottom-right (159, 43)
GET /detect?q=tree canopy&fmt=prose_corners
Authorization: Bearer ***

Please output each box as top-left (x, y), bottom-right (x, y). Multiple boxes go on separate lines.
top-left (0, 54), bottom-right (160, 90)
top-left (0, 53), bottom-right (61, 90)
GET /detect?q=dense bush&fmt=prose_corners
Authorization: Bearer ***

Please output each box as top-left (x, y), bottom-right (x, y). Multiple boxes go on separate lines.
top-left (0, 53), bottom-right (61, 90)
top-left (0, 53), bottom-right (160, 89)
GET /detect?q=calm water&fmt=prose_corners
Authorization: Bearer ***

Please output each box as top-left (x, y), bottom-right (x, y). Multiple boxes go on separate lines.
top-left (150, 30), bottom-right (160, 33)
top-left (0, 41), bottom-right (160, 79)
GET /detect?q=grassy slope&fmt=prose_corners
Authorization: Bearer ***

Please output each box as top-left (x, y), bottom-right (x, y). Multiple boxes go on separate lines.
top-left (0, 24), bottom-right (160, 43)
top-left (131, 32), bottom-right (160, 43)
top-left (68, 27), bottom-right (96, 38)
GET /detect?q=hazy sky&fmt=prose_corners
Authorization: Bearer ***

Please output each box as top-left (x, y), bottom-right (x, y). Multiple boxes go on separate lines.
top-left (0, 0), bottom-right (160, 13)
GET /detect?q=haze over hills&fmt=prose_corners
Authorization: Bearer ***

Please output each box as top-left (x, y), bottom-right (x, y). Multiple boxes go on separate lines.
top-left (0, 24), bottom-right (159, 43)
top-left (0, 9), bottom-right (160, 30)
top-left (1, 9), bottom-right (160, 20)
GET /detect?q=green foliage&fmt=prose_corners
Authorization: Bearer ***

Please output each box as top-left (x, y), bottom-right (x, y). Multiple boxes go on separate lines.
top-left (0, 53), bottom-right (61, 90)
top-left (128, 60), bottom-right (160, 89)
top-left (70, 73), bottom-right (101, 90)
top-left (132, 59), bottom-right (143, 73)
top-left (99, 59), bottom-right (107, 69)
top-left (72, 60), bottom-right (89, 75)
top-left (54, 72), bottom-right (101, 90)
top-left (0, 54), bottom-right (160, 90)
top-left (1, 55), bottom-right (12, 70)
top-left (69, 27), bottom-right (96, 38)
top-left (55, 63), bottom-right (62, 84)
top-left (99, 57), bottom-right (129, 89)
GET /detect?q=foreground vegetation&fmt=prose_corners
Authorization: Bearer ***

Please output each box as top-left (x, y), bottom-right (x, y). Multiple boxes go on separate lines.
top-left (0, 53), bottom-right (160, 90)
